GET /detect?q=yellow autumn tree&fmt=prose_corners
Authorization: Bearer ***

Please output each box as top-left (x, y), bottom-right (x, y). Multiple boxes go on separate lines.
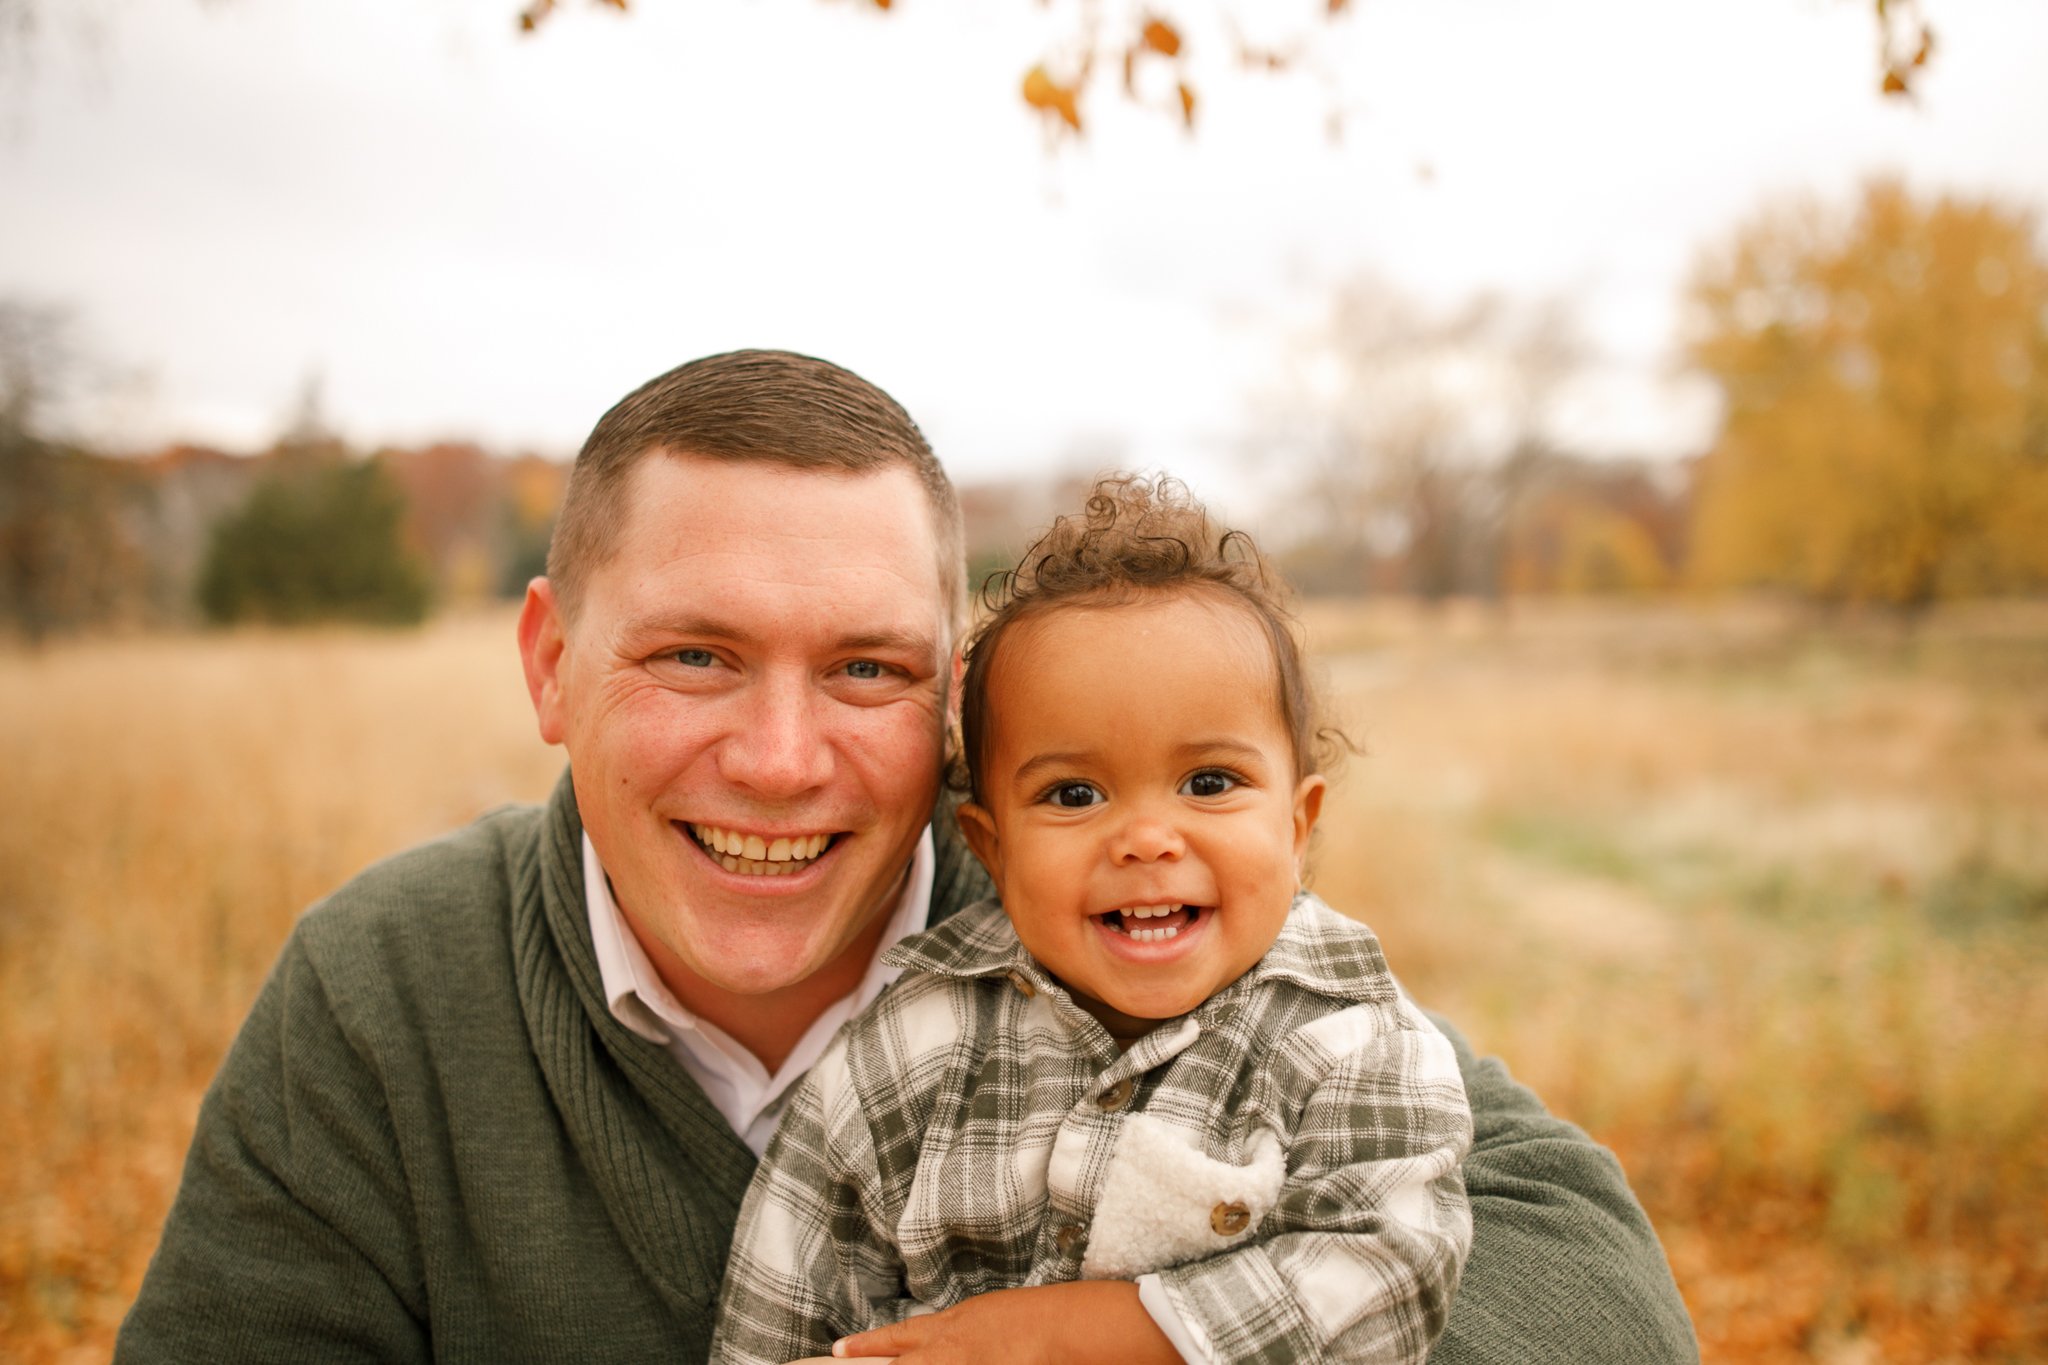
top-left (1685, 181), bottom-right (2048, 609)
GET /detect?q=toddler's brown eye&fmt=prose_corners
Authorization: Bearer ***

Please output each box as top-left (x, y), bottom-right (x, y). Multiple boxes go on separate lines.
top-left (1052, 783), bottom-right (1100, 808)
top-left (1182, 771), bottom-right (1235, 797)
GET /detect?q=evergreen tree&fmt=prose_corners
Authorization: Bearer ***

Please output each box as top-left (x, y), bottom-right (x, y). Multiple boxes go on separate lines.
top-left (199, 455), bottom-right (431, 625)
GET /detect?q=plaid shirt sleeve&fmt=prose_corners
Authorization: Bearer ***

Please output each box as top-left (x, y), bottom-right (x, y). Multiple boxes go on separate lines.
top-left (1148, 1000), bottom-right (1473, 1365)
top-left (709, 1033), bottom-right (908, 1365)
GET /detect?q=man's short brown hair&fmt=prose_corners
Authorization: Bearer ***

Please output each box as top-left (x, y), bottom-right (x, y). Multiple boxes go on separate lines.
top-left (547, 349), bottom-right (967, 633)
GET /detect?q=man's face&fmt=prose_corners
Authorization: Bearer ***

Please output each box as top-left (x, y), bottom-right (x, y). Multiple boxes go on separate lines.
top-left (521, 452), bottom-right (953, 1005)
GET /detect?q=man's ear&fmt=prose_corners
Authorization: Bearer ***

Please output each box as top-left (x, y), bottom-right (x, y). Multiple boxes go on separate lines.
top-left (1290, 774), bottom-right (1327, 870)
top-left (517, 577), bottom-right (571, 746)
top-left (955, 801), bottom-right (1002, 882)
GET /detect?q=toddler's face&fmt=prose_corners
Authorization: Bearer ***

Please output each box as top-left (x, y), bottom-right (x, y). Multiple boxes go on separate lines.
top-left (957, 591), bottom-right (1324, 1024)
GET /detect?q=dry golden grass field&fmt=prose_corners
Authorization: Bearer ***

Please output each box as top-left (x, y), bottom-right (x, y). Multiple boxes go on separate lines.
top-left (2, 602), bottom-right (2045, 1362)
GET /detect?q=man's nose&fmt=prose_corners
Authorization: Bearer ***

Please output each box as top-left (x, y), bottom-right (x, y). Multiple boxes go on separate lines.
top-left (717, 676), bottom-right (834, 798)
top-left (1110, 809), bottom-right (1185, 865)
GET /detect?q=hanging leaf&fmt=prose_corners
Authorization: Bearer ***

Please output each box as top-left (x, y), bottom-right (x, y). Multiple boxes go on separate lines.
top-left (1177, 80), bottom-right (1196, 129)
top-left (1021, 64), bottom-right (1083, 132)
top-left (1141, 18), bottom-right (1182, 58)
top-left (503, 0), bottom-right (1930, 142)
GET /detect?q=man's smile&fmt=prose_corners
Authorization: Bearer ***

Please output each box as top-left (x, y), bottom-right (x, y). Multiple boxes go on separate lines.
top-left (684, 822), bottom-right (840, 877)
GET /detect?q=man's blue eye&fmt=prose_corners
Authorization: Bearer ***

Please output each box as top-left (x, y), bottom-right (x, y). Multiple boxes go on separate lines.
top-left (1182, 771), bottom-right (1236, 798)
top-left (1051, 783), bottom-right (1100, 808)
top-left (673, 649), bottom-right (716, 668)
top-left (846, 660), bottom-right (884, 680)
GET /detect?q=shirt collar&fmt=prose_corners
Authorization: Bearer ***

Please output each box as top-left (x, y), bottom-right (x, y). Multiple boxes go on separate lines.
top-left (584, 826), bottom-right (936, 1047)
top-left (884, 891), bottom-right (1394, 1008)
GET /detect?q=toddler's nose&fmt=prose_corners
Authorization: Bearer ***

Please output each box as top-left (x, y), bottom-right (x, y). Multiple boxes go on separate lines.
top-left (1110, 814), bottom-right (1184, 864)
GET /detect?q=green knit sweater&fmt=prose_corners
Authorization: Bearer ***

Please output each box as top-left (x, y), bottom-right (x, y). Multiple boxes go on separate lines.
top-left (117, 774), bottom-right (1696, 1363)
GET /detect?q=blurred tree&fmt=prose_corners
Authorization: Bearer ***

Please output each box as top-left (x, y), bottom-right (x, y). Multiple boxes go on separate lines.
top-left (496, 453), bottom-right (566, 596)
top-left (1266, 278), bottom-right (1583, 600)
top-left (383, 442), bottom-right (500, 604)
top-left (1685, 181), bottom-right (2048, 610)
top-left (198, 453), bottom-right (431, 626)
top-left (0, 301), bottom-right (149, 641)
top-left (1503, 458), bottom-right (1688, 594)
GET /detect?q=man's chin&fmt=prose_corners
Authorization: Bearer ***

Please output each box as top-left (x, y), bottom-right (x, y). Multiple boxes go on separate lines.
top-left (667, 915), bottom-right (867, 996)
top-left (606, 867), bottom-right (826, 990)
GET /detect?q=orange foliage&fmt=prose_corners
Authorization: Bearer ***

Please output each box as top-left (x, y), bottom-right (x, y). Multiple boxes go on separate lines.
top-left (511, 1), bottom-right (1936, 136)
top-left (1022, 64), bottom-right (1083, 134)
top-left (1139, 17), bottom-right (1181, 57)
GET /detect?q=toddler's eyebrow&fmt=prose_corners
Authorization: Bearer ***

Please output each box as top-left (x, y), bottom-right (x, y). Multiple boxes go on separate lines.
top-left (1011, 750), bottom-right (1089, 781)
top-left (1173, 738), bottom-right (1269, 764)
top-left (1007, 739), bottom-right (1273, 789)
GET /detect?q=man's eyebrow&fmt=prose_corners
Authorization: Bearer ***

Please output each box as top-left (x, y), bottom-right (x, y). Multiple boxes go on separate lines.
top-left (624, 613), bottom-right (751, 647)
top-left (835, 627), bottom-right (941, 657)
top-left (633, 616), bottom-right (938, 658)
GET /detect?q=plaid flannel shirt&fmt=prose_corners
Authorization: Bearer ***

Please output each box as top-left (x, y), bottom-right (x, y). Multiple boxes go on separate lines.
top-left (711, 894), bottom-right (1472, 1365)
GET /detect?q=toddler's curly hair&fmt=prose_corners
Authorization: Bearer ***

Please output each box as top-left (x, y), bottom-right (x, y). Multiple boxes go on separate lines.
top-left (955, 473), bottom-right (1348, 803)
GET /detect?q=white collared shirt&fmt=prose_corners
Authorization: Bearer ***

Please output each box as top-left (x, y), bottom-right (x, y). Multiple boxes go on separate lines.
top-left (583, 827), bottom-right (934, 1156)
top-left (583, 827), bottom-right (1203, 1359)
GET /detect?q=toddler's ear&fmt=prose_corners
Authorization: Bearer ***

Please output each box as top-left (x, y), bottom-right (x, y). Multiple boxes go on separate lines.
top-left (1290, 774), bottom-right (1327, 866)
top-left (955, 801), bottom-right (1003, 880)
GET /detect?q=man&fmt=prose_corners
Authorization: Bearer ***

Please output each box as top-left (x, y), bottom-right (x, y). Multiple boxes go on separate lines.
top-left (118, 350), bottom-right (1697, 1362)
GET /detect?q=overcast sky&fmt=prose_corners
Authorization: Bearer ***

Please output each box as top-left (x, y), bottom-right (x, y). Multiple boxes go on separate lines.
top-left (4, 0), bottom-right (2044, 511)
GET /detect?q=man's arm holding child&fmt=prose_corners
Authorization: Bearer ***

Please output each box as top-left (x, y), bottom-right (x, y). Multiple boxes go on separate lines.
top-left (1426, 1013), bottom-right (1699, 1364)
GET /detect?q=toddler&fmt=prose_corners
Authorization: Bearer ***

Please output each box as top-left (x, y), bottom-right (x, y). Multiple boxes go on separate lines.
top-left (712, 476), bottom-right (1471, 1364)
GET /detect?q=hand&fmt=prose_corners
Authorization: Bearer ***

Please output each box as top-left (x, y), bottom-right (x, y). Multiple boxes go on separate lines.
top-left (830, 1282), bottom-right (1179, 1365)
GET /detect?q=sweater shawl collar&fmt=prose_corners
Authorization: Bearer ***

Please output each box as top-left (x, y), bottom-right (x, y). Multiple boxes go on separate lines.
top-left (508, 770), bottom-right (997, 1312)
top-left (512, 769), bottom-right (752, 1312)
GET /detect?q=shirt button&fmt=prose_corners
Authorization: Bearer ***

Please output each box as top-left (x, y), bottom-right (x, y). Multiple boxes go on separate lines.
top-left (1006, 970), bottom-right (1037, 998)
top-left (1054, 1222), bottom-right (1087, 1257)
top-left (1210, 1201), bottom-right (1252, 1236)
top-left (1095, 1079), bottom-right (1133, 1112)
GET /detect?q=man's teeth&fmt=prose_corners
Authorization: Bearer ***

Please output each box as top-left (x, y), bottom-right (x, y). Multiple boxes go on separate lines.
top-left (689, 824), bottom-right (832, 875)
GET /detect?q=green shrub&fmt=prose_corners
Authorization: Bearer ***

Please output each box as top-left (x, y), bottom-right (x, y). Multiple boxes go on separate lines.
top-left (199, 456), bottom-right (430, 626)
